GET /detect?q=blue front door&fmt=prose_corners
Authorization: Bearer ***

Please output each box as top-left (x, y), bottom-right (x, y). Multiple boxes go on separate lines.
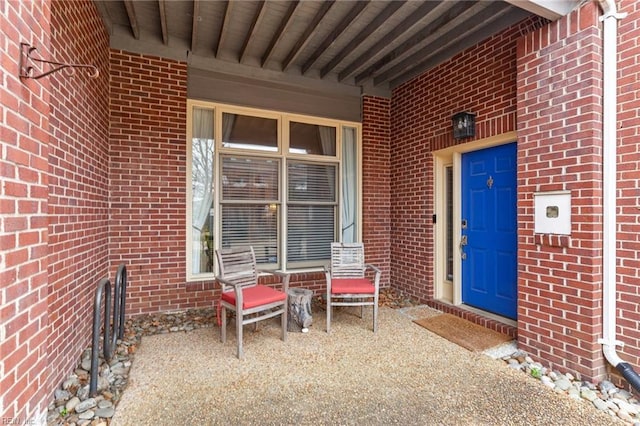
top-left (461, 143), bottom-right (517, 319)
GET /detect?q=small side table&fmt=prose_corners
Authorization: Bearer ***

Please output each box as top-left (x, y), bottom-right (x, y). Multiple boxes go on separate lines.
top-left (287, 288), bottom-right (313, 332)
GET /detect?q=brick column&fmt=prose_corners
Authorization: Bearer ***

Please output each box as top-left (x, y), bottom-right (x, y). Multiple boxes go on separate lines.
top-left (362, 96), bottom-right (391, 287)
top-left (516, 2), bottom-right (606, 382)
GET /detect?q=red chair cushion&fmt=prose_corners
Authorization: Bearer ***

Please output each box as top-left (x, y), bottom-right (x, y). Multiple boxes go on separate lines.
top-left (221, 285), bottom-right (286, 309)
top-left (331, 278), bottom-right (375, 295)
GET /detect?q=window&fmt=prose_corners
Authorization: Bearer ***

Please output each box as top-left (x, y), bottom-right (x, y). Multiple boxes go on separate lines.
top-left (289, 121), bottom-right (336, 155)
top-left (287, 161), bottom-right (337, 267)
top-left (187, 101), bottom-right (361, 279)
top-left (341, 126), bottom-right (358, 243)
top-left (222, 113), bottom-right (278, 152)
top-left (221, 156), bottom-right (280, 264)
top-left (445, 166), bottom-right (454, 281)
top-left (189, 107), bottom-right (215, 275)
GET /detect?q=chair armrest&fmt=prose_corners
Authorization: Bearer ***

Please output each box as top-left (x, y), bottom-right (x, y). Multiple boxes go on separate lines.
top-left (257, 270), bottom-right (290, 293)
top-left (365, 264), bottom-right (381, 274)
top-left (215, 275), bottom-right (247, 310)
top-left (365, 264), bottom-right (381, 288)
top-left (215, 275), bottom-right (244, 290)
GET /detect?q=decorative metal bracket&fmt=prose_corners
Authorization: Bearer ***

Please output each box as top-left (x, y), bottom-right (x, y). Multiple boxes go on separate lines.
top-left (19, 43), bottom-right (99, 80)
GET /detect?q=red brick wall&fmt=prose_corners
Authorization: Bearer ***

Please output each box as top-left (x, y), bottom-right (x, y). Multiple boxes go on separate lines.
top-left (108, 51), bottom-right (212, 314)
top-left (516, 2), bottom-right (606, 382)
top-left (47, 0), bottom-right (111, 400)
top-left (388, 18), bottom-right (534, 302)
top-left (1, 1), bottom-right (52, 421)
top-left (362, 96), bottom-right (391, 286)
top-left (612, 0), bottom-right (640, 374)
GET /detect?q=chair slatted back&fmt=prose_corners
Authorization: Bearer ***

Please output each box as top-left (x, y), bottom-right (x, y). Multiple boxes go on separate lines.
top-left (216, 247), bottom-right (258, 288)
top-left (330, 242), bottom-right (365, 279)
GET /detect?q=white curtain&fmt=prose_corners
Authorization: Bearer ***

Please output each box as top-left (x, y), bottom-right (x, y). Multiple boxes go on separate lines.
top-left (318, 126), bottom-right (335, 156)
top-left (319, 125), bottom-right (336, 197)
top-left (341, 127), bottom-right (357, 242)
top-left (222, 113), bottom-right (235, 145)
top-left (192, 108), bottom-right (214, 274)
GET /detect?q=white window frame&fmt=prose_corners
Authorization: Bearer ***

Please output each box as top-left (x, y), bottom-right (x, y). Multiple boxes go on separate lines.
top-left (186, 100), bottom-right (362, 281)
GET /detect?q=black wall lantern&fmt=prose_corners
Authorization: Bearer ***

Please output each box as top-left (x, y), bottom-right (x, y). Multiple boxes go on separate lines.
top-left (452, 112), bottom-right (476, 140)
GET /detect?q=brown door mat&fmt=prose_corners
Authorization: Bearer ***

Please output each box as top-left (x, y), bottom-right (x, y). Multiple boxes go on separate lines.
top-left (413, 313), bottom-right (513, 352)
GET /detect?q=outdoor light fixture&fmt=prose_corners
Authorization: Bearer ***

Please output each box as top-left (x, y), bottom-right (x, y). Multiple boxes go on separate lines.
top-left (452, 112), bottom-right (476, 140)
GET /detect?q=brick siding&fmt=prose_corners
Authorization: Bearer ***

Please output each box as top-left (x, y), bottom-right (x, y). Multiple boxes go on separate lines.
top-left (108, 51), bottom-right (206, 314)
top-left (610, 0), bottom-right (640, 380)
top-left (362, 96), bottom-right (392, 287)
top-left (1, 0), bottom-right (52, 422)
top-left (1, 0), bottom-right (111, 419)
top-left (516, 2), bottom-right (607, 382)
top-left (46, 0), bottom-right (111, 406)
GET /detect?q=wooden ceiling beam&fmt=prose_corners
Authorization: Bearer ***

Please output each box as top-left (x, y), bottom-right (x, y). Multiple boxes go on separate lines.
top-left (338, 1), bottom-right (439, 83)
top-left (320, 1), bottom-right (405, 78)
top-left (262, 0), bottom-right (299, 67)
top-left (158, 0), bottom-right (168, 45)
top-left (301, 1), bottom-right (369, 75)
top-left (239, 1), bottom-right (267, 64)
top-left (123, 0), bottom-right (140, 39)
top-left (355, 1), bottom-right (479, 86)
top-left (374, 2), bottom-right (507, 87)
top-left (191, 0), bottom-right (200, 52)
top-left (282, 1), bottom-right (334, 72)
top-left (389, 7), bottom-right (530, 88)
top-left (216, 1), bottom-right (233, 57)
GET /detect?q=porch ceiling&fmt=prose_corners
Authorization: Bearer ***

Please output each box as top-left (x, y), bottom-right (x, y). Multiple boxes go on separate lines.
top-left (94, 0), bottom-right (578, 97)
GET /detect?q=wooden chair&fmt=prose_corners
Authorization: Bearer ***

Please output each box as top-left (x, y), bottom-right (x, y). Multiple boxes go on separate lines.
top-left (216, 246), bottom-right (289, 359)
top-left (325, 242), bottom-right (381, 333)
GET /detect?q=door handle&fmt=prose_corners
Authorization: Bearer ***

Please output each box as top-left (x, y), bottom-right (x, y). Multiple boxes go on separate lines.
top-left (459, 235), bottom-right (468, 260)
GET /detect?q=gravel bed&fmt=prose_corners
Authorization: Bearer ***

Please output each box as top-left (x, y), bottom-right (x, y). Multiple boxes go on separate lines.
top-left (47, 289), bottom-right (636, 425)
top-left (110, 306), bottom-right (622, 425)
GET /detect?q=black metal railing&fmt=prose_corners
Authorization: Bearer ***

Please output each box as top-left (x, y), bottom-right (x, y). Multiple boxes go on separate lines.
top-left (90, 263), bottom-right (127, 396)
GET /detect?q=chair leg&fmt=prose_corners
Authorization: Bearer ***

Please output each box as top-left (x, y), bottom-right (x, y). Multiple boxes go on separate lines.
top-left (373, 298), bottom-right (378, 333)
top-left (236, 314), bottom-right (244, 359)
top-left (281, 306), bottom-right (287, 342)
top-left (220, 305), bottom-right (227, 343)
top-left (326, 299), bottom-right (331, 333)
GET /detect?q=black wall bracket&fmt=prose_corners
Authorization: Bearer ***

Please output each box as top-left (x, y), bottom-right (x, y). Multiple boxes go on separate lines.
top-left (19, 42), bottom-right (99, 80)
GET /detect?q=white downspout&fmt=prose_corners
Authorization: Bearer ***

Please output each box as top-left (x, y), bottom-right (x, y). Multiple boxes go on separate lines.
top-left (596, 0), bottom-right (637, 388)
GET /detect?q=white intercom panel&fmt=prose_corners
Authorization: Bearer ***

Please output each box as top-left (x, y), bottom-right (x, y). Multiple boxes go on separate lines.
top-left (534, 191), bottom-right (571, 235)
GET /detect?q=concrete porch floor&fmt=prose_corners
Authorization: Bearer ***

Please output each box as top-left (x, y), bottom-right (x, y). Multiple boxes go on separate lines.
top-left (111, 306), bottom-right (619, 425)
